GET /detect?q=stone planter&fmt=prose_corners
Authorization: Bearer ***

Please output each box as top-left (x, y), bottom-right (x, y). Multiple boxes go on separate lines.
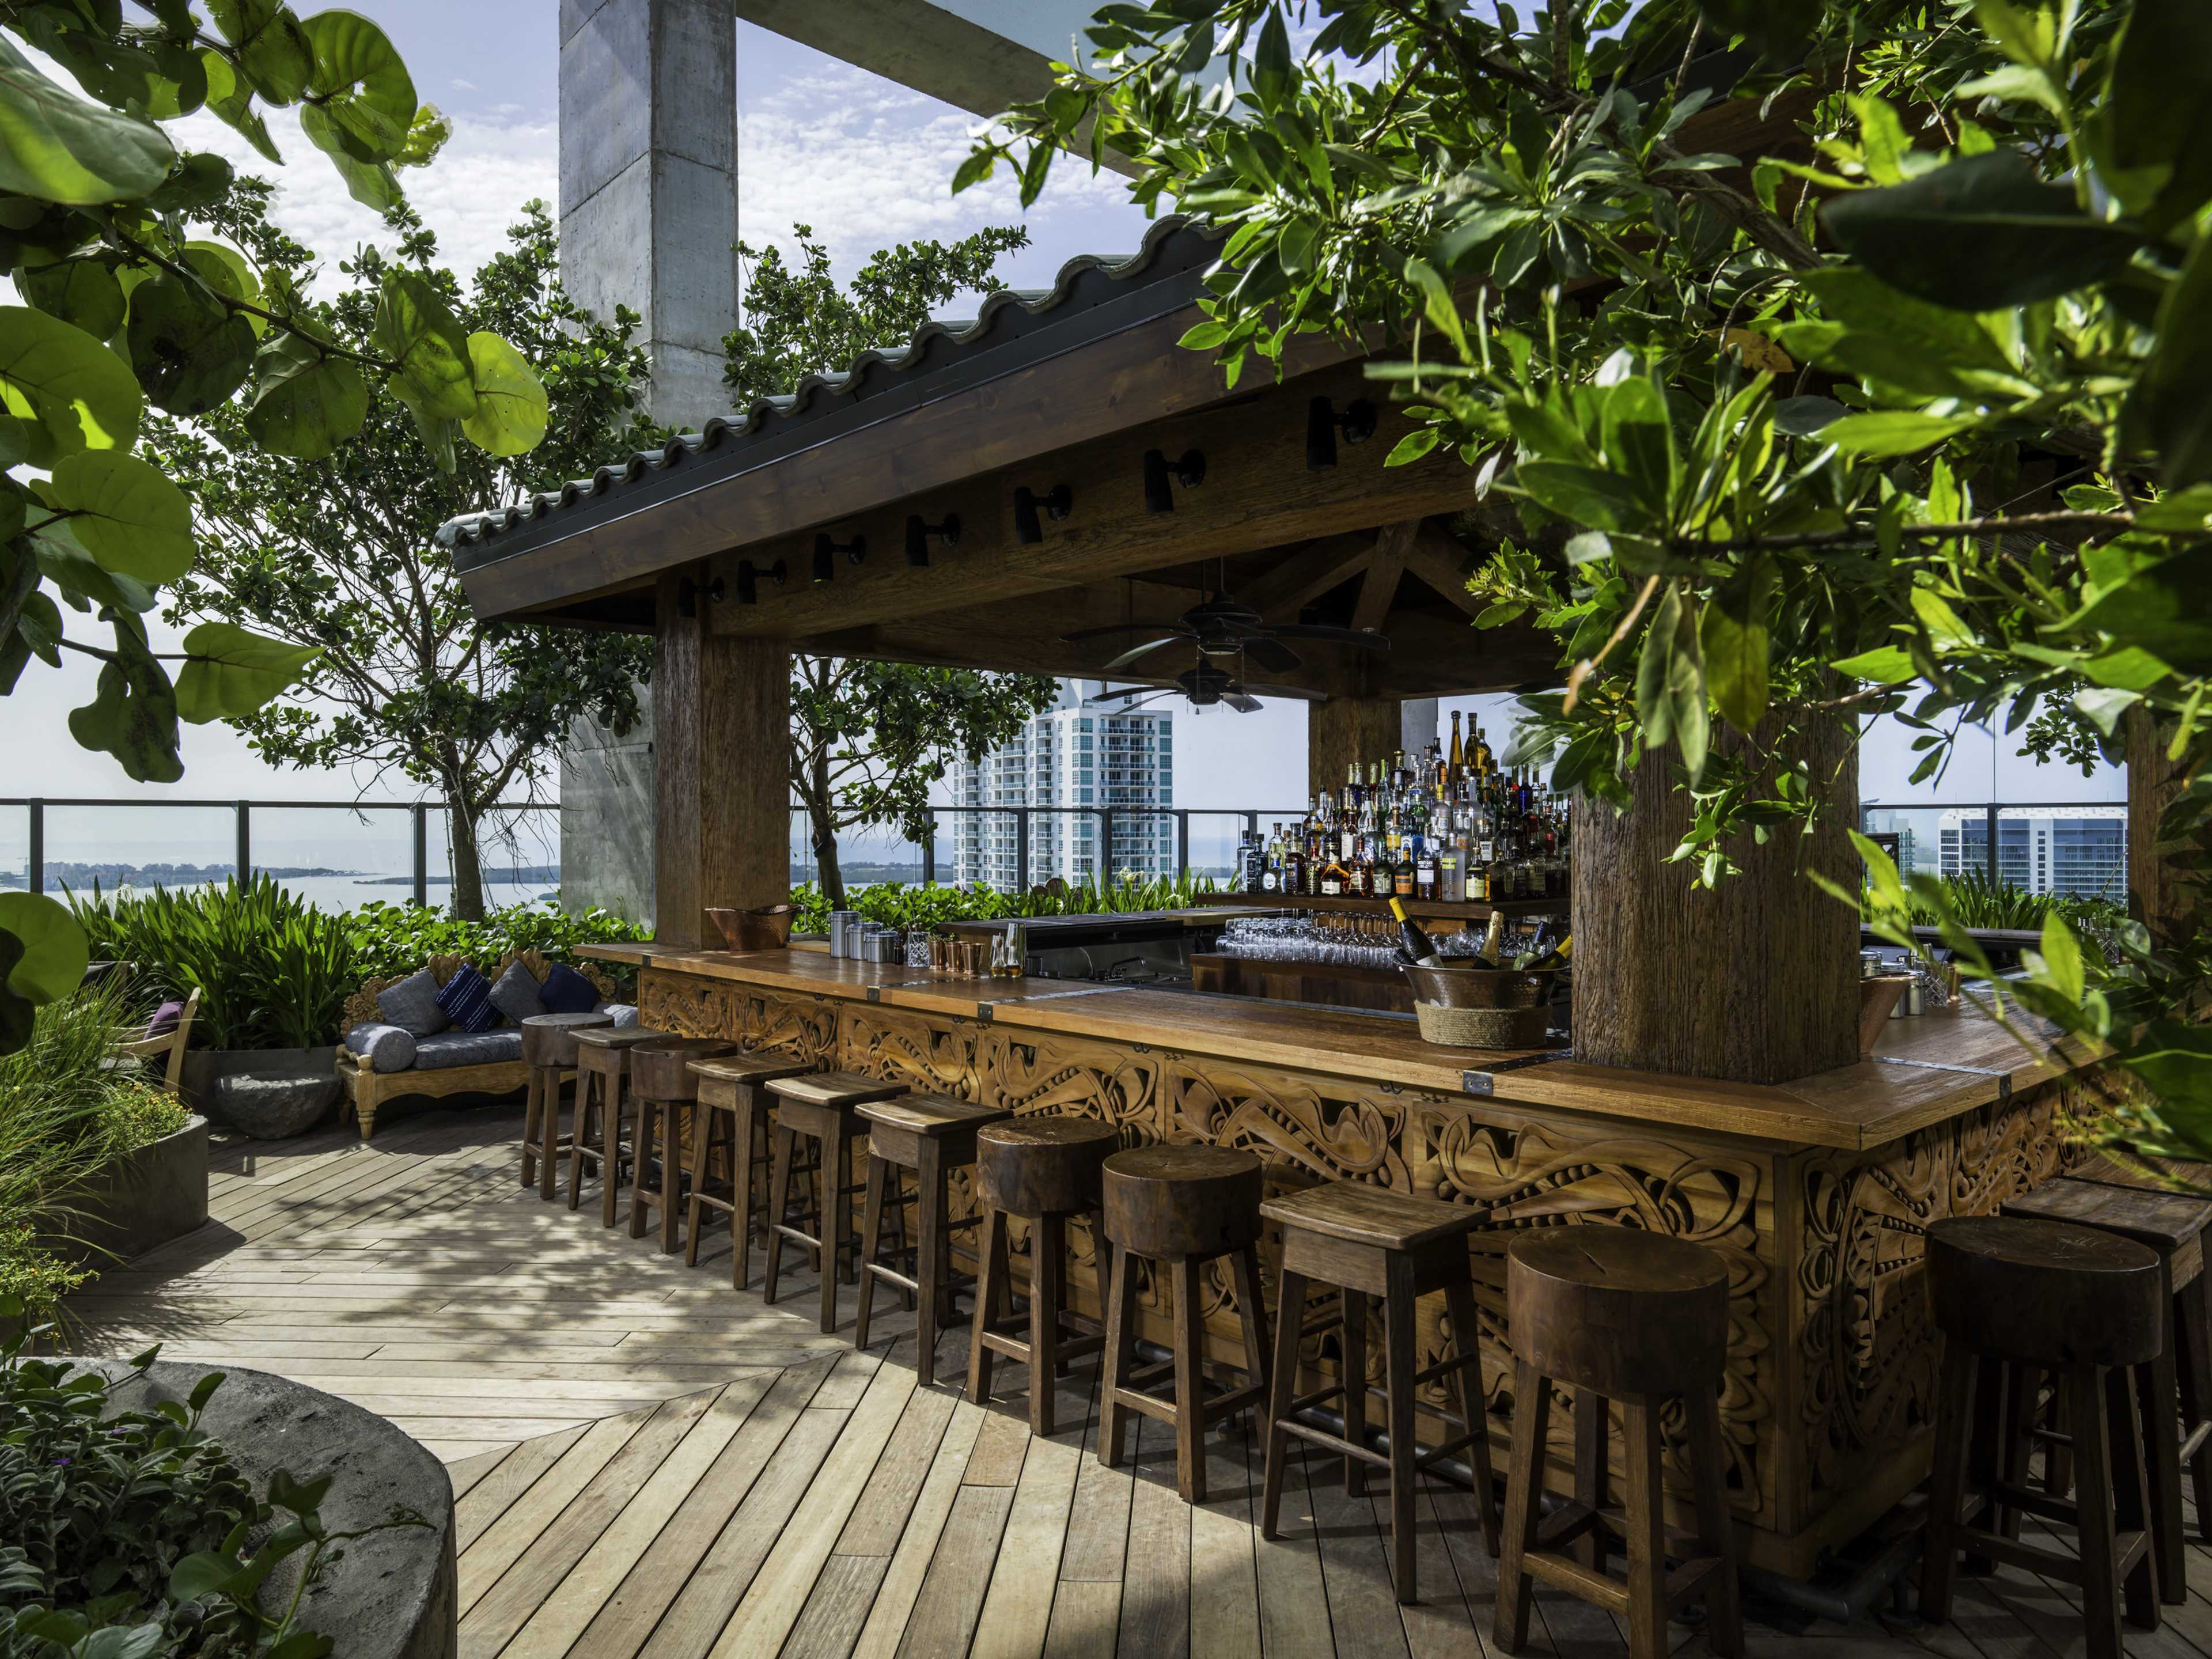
top-left (46, 1115), bottom-right (210, 1268)
top-left (91, 1361), bottom-right (457, 1659)
top-left (182, 1045), bottom-right (342, 1137)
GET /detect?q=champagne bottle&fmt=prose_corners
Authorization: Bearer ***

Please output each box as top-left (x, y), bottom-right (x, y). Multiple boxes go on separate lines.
top-left (1523, 933), bottom-right (1574, 972)
top-left (1389, 897), bottom-right (1442, 967)
top-left (1471, 910), bottom-right (1508, 967)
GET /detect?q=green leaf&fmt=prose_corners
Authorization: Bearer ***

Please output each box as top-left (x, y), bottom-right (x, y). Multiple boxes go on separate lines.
top-left (2068, 556), bottom-right (2212, 672)
top-left (1910, 586), bottom-right (1976, 652)
top-left (124, 278), bottom-right (257, 416)
top-left (1696, 0), bottom-right (1821, 60)
top-left (2136, 231), bottom-right (2212, 489)
top-left (166, 1552), bottom-right (237, 1604)
top-left (185, 241), bottom-right (264, 335)
top-left (0, 892), bottom-right (89, 1005)
top-left (1819, 410), bottom-right (1981, 457)
top-left (1833, 645), bottom-right (1916, 683)
top-left (458, 332), bottom-right (547, 456)
top-left (2072, 684), bottom-right (2142, 735)
top-left (69, 620), bottom-right (182, 783)
top-left (0, 35), bottom-right (175, 206)
top-left (1402, 256), bottom-right (1467, 356)
top-left (372, 271), bottom-right (476, 421)
top-left (2093, 0), bottom-right (2212, 232)
top-left (1636, 583), bottom-right (1706, 775)
top-left (301, 9), bottom-right (416, 157)
top-left (1514, 461), bottom-right (1650, 532)
top-left (149, 150), bottom-right (237, 213)
top-left (1793, 268), bottom-right (2021, 397)
top-left (1822, 150), bottom-right (2146, 310)
top-left (1563, 529), bottom-right (1613, 566)
top-left (174, 622), bottom-right (318, 722)
top-left (48, 451), bottom-right (195, 582)
top-left (202, 50), bottom-right (282, 161)
top-left (0, 306), bottom-right (143, 456)
top-left (1700, 562), bottom-right (1773, 733)
top-left (2037, 911), bottom-right (2085, 1003)
top-left (1251, 8), bottom-right (1291, 109)
top-left (207, 0), bottom-right (315, 104)
top-left (244, 332), bottom-right (368, 459)
top-left (18, 257), bottom-right (126, 341)
top-left (298, 101), bottom-right (401, 210)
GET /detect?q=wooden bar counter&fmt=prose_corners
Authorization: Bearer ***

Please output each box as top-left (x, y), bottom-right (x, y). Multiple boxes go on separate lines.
top-left (584, 940), bottom-right (2104, 1577)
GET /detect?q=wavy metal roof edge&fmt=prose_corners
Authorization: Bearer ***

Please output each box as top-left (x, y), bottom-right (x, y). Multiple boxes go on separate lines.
top-left (438, 214), bottom-right (1224, 562)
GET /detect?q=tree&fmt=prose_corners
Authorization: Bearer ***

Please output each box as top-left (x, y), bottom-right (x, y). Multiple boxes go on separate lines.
top-left (726, 225), bottom-right (1058, 908)
top-left (143, 194), bottom-right (661, 921)
top-left (963, 0), bottom-right (2212, 1149)
top-left (1, 1), bottom-right (548, 1044)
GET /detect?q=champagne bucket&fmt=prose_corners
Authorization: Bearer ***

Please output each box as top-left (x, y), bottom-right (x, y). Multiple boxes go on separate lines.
top-left (1403, 963), bottom-right (1556, 1050)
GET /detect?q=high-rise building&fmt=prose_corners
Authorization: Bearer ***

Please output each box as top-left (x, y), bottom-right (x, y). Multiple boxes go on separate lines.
top-left (943, 682), bottom-right (1175, 891)
top-left (1937, 805), bottom-right (2126, 900)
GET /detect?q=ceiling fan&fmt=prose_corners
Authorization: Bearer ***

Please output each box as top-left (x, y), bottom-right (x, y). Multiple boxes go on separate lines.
top-left (1059, 580), bottom-right (1391, 676)
top-left (1095, 661), bottom-right (1325, 715)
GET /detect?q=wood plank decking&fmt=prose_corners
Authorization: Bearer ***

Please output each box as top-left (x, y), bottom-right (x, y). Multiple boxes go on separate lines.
top-left (56, 1101), bottom-right (2212, 1658)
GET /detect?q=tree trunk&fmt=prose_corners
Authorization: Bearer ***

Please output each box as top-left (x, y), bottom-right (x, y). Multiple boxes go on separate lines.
top-left (2126, 706), bottom-right (2203, 950)
top-left (448, 797), bottom-right (487, 922)
top-left (1570, 716), bottom-right (1861, 1083)
top-left (807, 755), bottom-right (846, 910)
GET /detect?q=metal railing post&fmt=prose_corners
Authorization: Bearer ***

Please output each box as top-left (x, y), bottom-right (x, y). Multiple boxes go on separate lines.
top-left (922, 808), bottom-right (936, 887)
top-left (412, 804), bottom-right (429, 908)
top-left (1984, 802), bottom-right (2000, 880)
top-left (1175, 809), bottom-right (1189, 877)
top-left (1098, 806), bottom-right (1115, 878)
top-left (234, 801), bottom-right (251, 886)
top-left (27, 799), bottom-right (42, 897)
top-left (1016, 806), bottom-right (1031, 893)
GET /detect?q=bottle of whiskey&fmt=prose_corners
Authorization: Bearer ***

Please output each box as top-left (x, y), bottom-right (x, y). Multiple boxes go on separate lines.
top-left (1448, 710), bottom-right (1465, 785)
top-left (1393, 832), bottom-right (1416, 898)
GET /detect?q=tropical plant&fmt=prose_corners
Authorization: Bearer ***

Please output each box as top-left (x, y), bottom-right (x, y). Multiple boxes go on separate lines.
top-left (962, 0), bottom-right (2212, 1158)
top-left (1, 0), bottom-right (550, 1048)
top-left (788, 871), bottom-right (1224, 933)
top-left (68, 877), bottom-right (357, 1050)
top-left (342, 898), bottom-right (647, 987)
top-left (1908, 869), bottom-right (2056, 931)
top-left (0, 1310), bottom-right (426, 1658)
top-left (145, 195), bottom-right (660, 921)
top-left (0, 982), bottom-right (189, 1321)
top-left (727, 225), bottom-right (1059, 909)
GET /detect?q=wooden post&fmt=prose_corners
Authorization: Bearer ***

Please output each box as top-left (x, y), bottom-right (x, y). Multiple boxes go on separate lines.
top-left (1309, 698), bottom-right (1403, 798)
top-left (1571, 719), bottom-right (1861, 1083)
top-left (653, 568), bottom-right (790, 948)
top-left (2126, 706), bottom-right (2198, 949)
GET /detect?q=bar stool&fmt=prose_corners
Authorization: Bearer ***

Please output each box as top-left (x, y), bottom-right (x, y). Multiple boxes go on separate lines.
top-left (685, 1050), bottom-right (816, 1288)
top-left (2002, 1176), bottom-right (2212, 1601)
top-left (568, 1025), bottom-right (668, 1224)
top-left (1097, 1143), bottom-right (1270, 1503)
top-left (969, 1116), bottom-right (1118, 1436)
top-left (854, 1093), bottom-right (1012, 1385)
top-left (1495, 1229), bottom-right (1741, 1659)
top-left (1260, 1179), bottom-right (1501, 1600)
top-left (627, 1037), bottom-right (736, 1253)
top-left (518, 1010), bottom-right (613, 1199)
top-left (764, 1071), bottom-right (906, 1334)
top-left (1921, 1215), bottom-right (2164, 1659)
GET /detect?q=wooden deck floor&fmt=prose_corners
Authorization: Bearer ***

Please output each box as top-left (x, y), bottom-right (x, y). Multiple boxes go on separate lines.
top-left (58, 1102), bottom-right (2212, 1658)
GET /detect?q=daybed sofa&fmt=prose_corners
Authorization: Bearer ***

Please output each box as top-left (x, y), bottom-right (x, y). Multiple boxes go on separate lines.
top-left (337, 949), bottom-right (636, 1141)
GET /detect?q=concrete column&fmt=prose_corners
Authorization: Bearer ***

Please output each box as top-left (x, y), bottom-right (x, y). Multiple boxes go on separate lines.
top-left (559, 0), bottom-right (738, 431)
top-left (1399, 698), bottom-right (1437, 759)
top-left (560, 688), bottom-right (656, 926)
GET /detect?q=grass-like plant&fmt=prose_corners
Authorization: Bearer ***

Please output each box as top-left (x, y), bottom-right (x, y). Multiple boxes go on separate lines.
top-left (790, 870), bottom-right (1224, 933)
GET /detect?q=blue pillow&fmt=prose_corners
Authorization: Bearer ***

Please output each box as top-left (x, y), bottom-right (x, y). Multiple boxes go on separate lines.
top-left (374, 967), bottom-right (448, 1037)
top-left (539, 961), bottom-right (600, 1014)
top-left (434, 963), bottom-right (501, 1034)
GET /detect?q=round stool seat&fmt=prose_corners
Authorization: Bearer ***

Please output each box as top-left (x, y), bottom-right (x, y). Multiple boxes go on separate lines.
top-left (1104, 1143), bottom-right (1263, 1260)
top-left (976, 1117), bottom-right (1118, 1217)
top-left (630, 1037), bottom-right (737, 1101)
top-left (520, 1010), bottom-right (615, 1068)
top-left (573, 1024), bottom-right (670, 1053)
top-left (1928, 1214), bottom-right (2162, 1369)
top-left (1508, 1229), bottom-right (1728, 1399)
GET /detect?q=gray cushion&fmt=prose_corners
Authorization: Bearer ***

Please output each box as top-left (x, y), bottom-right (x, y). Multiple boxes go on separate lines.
top-left (488, 960), bottom-right (546, 1025)
top-left (376, 968), bottom-right (448, 1037)
top-left (345, 1022), bottom-right (417, 1074)
top-left (595, 1002), bottom-right (639, 1028)
top-left (411, 1029), bottom-right (524, 1070)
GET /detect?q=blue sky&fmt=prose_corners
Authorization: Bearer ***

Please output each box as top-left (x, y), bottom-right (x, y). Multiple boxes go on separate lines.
top-left (14, 3), bottom-right (2121, 816)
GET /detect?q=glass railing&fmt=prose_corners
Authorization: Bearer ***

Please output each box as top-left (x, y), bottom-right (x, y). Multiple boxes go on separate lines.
top-left (1859, 802), bottom-right (2127, 903)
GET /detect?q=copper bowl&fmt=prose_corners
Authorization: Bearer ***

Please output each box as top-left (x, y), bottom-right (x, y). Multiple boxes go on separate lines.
top-left (1402, 962), bottom-right (1556, 1011)
top-left (706, 903), bottom-right (798, 952)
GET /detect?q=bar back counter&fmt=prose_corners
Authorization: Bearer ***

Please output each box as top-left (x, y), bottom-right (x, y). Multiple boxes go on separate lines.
top-left (584, 940), bottom-right (2102, 1578)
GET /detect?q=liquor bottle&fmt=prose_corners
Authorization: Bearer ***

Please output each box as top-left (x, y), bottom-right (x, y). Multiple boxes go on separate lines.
top-left (1318, 857), bottom-right (1349, 897)
top-left (1470, 910), bottom-right (1508, 967)
top-left (1393, 832), bottom-right (1416, 898)
top-left (1448, 710), bottom-right (1465, 785)
top-left (1283, 825), bottom-right (1306, 897)
top-left (1415, 834), bottom-right (1438, 903)
top-left (1389, 897), bottom-right (1442, 967)
top-left (1237, 827), bottom-right (1262, 893)
top-left (1473, 721), bottom-right (1494, 777)
top-left (1260, 824), bottom-right (1281, 893)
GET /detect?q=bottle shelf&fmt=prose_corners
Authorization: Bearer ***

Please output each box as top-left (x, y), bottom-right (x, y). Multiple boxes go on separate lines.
top-left (1210, 891), bottom-right (1566, 922)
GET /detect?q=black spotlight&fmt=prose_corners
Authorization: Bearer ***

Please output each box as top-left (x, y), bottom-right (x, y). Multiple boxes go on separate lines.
top-left (675, 574), bottom-right (724, 618)
top-left (734, 558), bottom-right (787, 604)
top-left (1012, 483), bottom-right (1073, 545)
top-left (905, 512), bottom-right (961, 566)
top-left (1142, 448), bottom-right (1206, 514)
top-left (1306, 396), bottom-right (1378, 469)
top-left (812, 532), bottom-right (864, 581)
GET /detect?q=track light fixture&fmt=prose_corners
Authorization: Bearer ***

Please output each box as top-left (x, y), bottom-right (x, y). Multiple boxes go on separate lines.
top-left (1305, 396), bottom-right (1377, 469)
top-left (675, 574), bottom-right (724, 618)
top-left (905, 512), bottom-right (961, 567)
top-left (812, 532), bottom-right (865, 582)
top-left (1142, 449), bottom-right (1206, 514)
top-left (733, 558), bottom-right (786, 605)
top-left (1012, 483), bottom-right (1073, 545)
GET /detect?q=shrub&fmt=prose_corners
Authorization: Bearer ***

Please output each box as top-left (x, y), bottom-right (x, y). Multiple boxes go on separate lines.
top-left (68, 878), bottom-right (358, 1052)
top-left (0, 1306), bottom-right (426, 1658)
top-left (789, 872), bottom-right (1222, 934)
top-left (343, 900), bottom-right (649, 991)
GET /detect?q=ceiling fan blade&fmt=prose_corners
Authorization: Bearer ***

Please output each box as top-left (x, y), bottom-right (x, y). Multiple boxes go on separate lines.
top-left (1058, 621), bottom-right (1187, 643)
top-left (1237, 681), bottom-right (1330, 703)
top-left (1238, 633), bottom-right (1302, 675)
top-left (1264, 624), bottom-right (1393, 652)
top-left (1099, 636), bottom-right (1188, 671)
top-left (1225, 693), bottom-right (1264, 713)
top-left (1094, 684), bottom-right (1154, 701)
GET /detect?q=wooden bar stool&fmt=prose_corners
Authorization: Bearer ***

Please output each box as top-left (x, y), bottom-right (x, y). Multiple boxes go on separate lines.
top-left (969, 1116), bottom-right (1118, 1437)
top-left (1260, 1180), bottom-right (1501, 1600)
top-left (568, 1025), bottom-right (668, 1224)
top-left (1495, 1229), bottom-right (1741, 1659)
top-left (2003, 1176), bottom-right (2212, 1601)
top-left (854, 1093), bottom-right (1012, 1385)
top-left (627, 1037), bottom-right (736, 1253)
top-left (1098, 1143), bottom-right (1270, 1503)
top-left (519, 1010), bottom-right (613, 1199)
top-left (764, 1071), bottom-right (906, 1334)
top-left (1921, 1215), bottom-right (2164, 1659)
top-left (685, 1050), bottom-right (816, 1288)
